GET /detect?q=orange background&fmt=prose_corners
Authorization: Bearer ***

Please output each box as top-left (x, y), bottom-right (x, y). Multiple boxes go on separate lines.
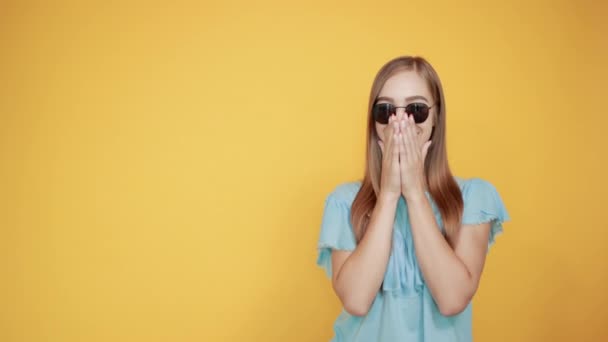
top-left (1, 0), bottom-right (607, 341)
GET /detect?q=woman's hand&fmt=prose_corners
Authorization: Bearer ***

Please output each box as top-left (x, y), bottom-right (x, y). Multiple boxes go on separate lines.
top-left (377, 114), bottom-right (403, 202)
top-left (399, 114), bottom-right (432, 200)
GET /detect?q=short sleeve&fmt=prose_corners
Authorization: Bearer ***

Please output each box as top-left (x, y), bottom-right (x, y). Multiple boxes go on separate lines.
top-left (315, 193), bottom-right (357, 279)
top-left (461, 178), bottom-right (510, 250)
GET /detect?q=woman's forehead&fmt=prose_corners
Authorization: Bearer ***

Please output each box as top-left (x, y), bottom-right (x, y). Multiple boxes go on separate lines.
top-left (378, 71), bottom-right (432, 103)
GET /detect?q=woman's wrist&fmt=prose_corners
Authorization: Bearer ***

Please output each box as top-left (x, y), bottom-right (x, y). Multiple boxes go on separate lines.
top-left (403, 188), bottom-right (426, 203)
top-left (378, 191), bottom-right (400, 206)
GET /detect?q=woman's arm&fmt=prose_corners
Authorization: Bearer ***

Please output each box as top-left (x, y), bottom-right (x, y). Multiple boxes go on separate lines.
top-left (392, 103), bottom-right (493, 316)
top-left (330, 195), bottom-right (399, 316)
top-left (406, 191), bottom-right (491, 316)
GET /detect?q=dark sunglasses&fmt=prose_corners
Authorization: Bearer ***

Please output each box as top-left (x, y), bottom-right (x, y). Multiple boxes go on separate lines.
top-left (372, 102), bottom-right (434, 124)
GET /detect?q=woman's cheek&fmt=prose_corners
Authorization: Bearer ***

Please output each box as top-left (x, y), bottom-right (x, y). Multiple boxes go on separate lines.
top-left (375, 124), bottom-right (386, 142)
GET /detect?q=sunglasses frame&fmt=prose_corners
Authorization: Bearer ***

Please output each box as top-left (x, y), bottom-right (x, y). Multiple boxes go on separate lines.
top-left (372, 102), bottom-right (435, 124)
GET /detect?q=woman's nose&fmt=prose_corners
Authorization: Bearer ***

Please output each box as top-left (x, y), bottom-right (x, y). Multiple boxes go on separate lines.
top-left (395, 108), bottom-right (406, 119)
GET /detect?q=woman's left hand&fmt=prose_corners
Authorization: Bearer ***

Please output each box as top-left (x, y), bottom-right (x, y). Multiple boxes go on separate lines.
top-left (399, 114), bottom-right (432, 200)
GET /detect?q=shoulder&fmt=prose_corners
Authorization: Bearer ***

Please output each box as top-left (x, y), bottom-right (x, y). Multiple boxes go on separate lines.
top-left (325, 180), bottom-right (363, 205)
top-left (454, 175), bottom-right (509, 221)
top-left (454, 176), bottom-right (499, 198)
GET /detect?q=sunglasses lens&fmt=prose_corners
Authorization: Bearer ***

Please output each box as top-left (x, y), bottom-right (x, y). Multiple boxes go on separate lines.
top-left (406, 103), bottom-right (430, 123)
top-left (372, 103), bottom-right (393, 124)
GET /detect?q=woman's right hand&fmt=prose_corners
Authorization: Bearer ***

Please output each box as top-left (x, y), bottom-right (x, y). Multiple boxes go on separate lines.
top-left (377, 113), bottom-right (402, 202)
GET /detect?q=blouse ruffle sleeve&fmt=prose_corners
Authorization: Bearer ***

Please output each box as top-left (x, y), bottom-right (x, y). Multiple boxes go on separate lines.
top-left (461, 178), bottom-right (510, 250)
top-left (316, 192), bottom-right (357, 279)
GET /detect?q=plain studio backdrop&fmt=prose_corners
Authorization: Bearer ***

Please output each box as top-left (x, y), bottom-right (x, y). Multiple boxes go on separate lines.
top-left (1, 0), bottom-right (607, 341)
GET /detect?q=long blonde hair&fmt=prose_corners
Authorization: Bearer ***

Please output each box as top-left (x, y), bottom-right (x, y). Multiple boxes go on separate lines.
top-left (350, 56), bottom-right (464, 242)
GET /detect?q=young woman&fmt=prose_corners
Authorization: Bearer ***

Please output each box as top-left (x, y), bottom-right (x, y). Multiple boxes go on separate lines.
top-left (316, 55), bottom-right (510, 341)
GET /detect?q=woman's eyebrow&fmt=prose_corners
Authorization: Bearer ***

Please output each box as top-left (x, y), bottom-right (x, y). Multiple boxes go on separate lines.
top-left (377, 95), bottom-right (429, 102)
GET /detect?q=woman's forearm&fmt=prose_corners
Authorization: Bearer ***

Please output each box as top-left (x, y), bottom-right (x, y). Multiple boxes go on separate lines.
top-left (334, 195), bottom-right (398, 315)
top-left (406, 192), bottom-right (475, 316)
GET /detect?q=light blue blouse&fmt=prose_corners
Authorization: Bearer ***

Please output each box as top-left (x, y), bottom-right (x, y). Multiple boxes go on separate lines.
top-left (316, 177), bottom-right (510, 342)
